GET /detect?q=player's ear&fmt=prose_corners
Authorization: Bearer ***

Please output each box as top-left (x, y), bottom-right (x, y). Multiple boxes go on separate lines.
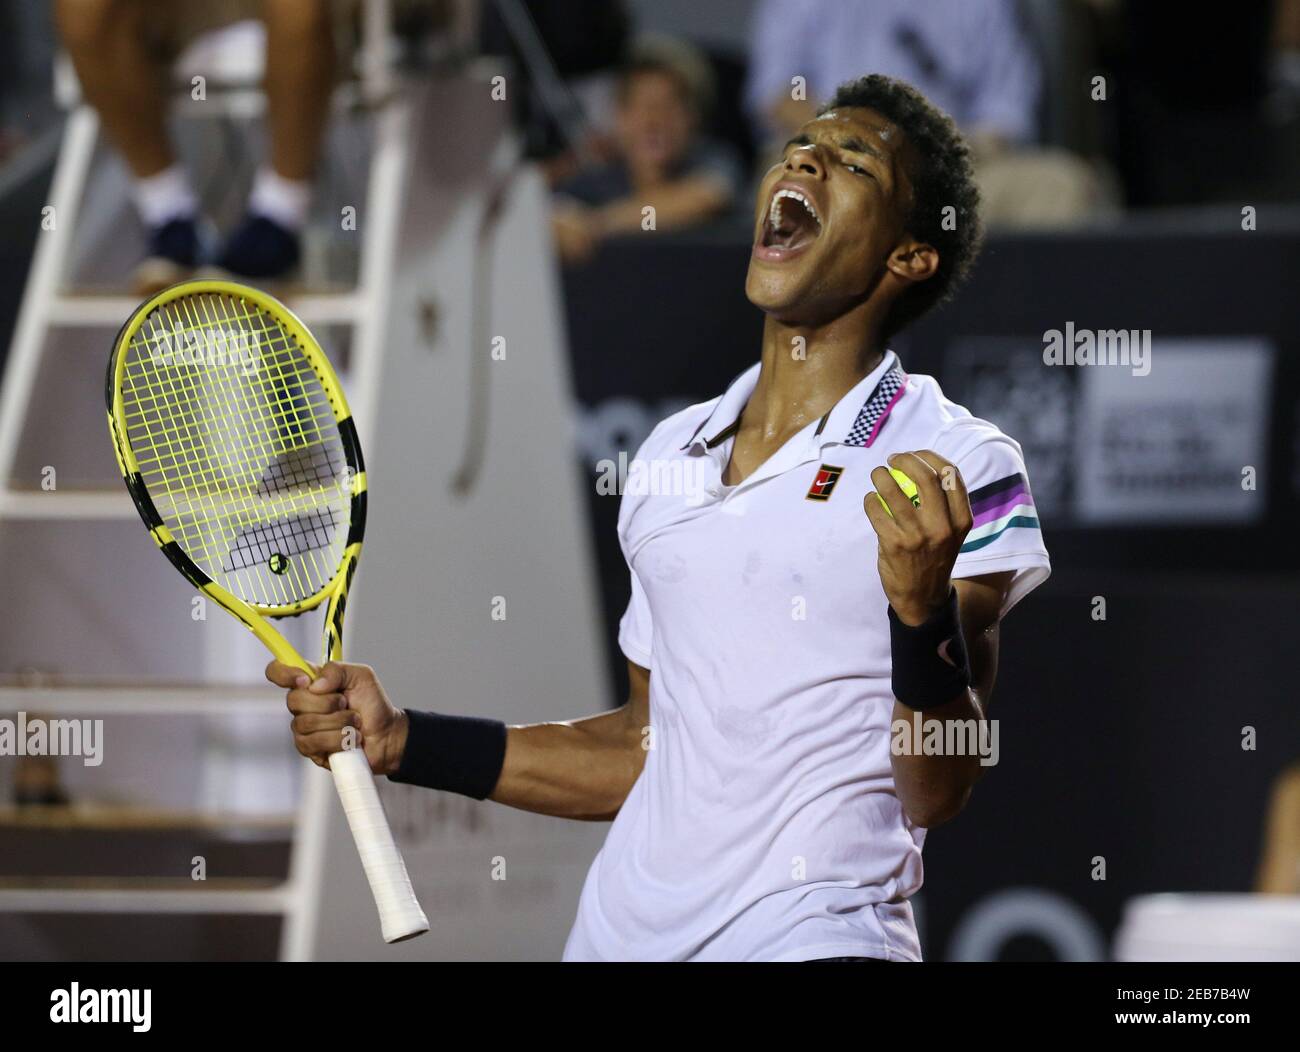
top-left (885, 238), bottom-right (939, 286)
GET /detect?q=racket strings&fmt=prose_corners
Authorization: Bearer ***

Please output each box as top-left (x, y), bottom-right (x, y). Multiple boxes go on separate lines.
top-left (124, 308), bottom-right (328, 476)
top-left (119, 291), bottom-right (350, 607)
top-left (123, 296), bottom-right (328, 604)
top-left (224, 507), bottom-right (341, 574)
top-left (186, 294), bottom-right (338, 606)
top-left (129, 294), bottom-right (338, 605)
top-left (184, 291), bottom-right (340, 603)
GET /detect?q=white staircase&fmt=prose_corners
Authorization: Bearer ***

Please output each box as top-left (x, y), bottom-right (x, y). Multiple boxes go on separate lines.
top-left (0, 6), bottom-right (413, 960)
top-left (0, 2), bottom-right (614, 963)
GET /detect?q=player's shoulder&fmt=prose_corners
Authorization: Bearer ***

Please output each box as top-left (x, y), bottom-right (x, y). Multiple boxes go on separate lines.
top-left (899, 370), bottom-right (1024, 461)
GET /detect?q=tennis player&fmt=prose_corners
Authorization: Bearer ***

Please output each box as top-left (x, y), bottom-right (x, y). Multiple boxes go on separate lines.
top-left (268, 74), bottom-right (1050, 962)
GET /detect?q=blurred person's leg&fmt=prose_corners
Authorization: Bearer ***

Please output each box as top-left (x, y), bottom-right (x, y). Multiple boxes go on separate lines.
top-left (215, 0), bottom-right (336, 280)
top-left (264, 0), bottom-right (335, 184)
top-left (55, 0), bottom-right (173, 178)
top-left (54, 0), bottom-right (201, 290)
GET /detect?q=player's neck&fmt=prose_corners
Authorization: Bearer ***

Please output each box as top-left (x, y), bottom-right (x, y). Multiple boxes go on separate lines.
top-left (745, 315), bottom-right (885, 440)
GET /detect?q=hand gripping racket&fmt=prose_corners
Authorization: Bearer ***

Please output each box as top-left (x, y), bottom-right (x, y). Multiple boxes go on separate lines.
top-left (106, 279), bottom-right (429, 943)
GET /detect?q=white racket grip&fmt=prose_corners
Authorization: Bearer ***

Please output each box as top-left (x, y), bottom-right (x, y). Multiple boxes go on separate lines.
top-left (327, 747), bottom-right (430, 943)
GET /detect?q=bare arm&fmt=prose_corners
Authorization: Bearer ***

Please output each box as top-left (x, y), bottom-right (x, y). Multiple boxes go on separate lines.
top-left (490, 661), bottom-right (651, 821)
top-left (267, 659), bottom-right (652, 824)
top-left (864, 449), bottom-right (1019, 829)
top-left (552, 174), bottom-right (733, 265)
top-left (593, 175), bottom-right (733, 236)
top-left (888, 571), bottom-right (1010, 828)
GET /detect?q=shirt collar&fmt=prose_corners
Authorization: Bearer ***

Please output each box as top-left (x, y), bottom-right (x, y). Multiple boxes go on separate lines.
top-left (680, 362), bottom-right (762, 452)
top-left (817, 350), bottom-right (907, 448)
top-left (681, 351), bottom-right (906, 454)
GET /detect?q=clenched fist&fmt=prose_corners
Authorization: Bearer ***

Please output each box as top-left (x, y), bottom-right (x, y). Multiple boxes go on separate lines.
top-left (863, 450), bottom-right (973, 626)
top-left (265, 661), bottom-right (408, 775)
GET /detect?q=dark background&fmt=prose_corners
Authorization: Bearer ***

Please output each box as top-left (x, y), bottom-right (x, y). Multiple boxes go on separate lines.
top-left (1, 0), bottom-right (1297, 962)
top-left (564, 222), bottom-right (1300, 959)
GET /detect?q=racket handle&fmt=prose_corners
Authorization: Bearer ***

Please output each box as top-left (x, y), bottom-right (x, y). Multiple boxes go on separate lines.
top-left (327, 747), bottom-right (430, 943)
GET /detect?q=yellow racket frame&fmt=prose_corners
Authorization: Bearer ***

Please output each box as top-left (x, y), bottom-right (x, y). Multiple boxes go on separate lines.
top-left (106, 280), bottom-right (430, 946)
top-left (106, 279), bottom-right (367, 670)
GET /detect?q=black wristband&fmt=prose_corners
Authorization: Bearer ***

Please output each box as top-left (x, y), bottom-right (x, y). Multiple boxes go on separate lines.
top-left (388, 709), bottom-right (507, 800)
top-left (888, 588), bottom-right (972, 711)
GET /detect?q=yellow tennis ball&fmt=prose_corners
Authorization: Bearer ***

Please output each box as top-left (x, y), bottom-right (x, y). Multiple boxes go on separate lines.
top-left (876, 467), bottom-right (920, 516)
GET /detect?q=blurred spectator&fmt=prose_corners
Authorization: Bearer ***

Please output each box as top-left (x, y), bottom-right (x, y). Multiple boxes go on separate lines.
top-left (54, 0), bottom-right (345, 292)
top-left (744, 0), bottom-right (1112, 227)
top-left (479, 0), bottom-right (631, 175)
top-left (551, 36), bottom-right (743, 265)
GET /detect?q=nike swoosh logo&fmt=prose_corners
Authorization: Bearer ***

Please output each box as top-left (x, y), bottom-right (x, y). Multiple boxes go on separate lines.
top-left (937, 638), bottom-right (957, 668)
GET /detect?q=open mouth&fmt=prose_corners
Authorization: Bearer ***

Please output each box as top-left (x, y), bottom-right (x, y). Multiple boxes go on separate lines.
top-left (756, 187), bottom-right (822, 260)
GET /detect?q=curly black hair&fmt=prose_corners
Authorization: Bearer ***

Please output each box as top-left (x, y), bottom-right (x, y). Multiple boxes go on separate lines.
top-left (819, 75), bottom-right (983, 338)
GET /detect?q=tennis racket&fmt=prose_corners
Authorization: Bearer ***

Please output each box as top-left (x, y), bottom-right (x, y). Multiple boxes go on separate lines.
top-left (106, 279), bottom-right (429, 944)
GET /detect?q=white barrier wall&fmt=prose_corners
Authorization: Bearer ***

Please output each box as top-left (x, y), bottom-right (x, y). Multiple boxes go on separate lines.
top-left (300, 78), bottom-right (612, 961)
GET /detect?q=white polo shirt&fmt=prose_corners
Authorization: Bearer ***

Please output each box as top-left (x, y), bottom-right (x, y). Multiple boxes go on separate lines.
top-left (563, 351), bottom-right (1050, 962)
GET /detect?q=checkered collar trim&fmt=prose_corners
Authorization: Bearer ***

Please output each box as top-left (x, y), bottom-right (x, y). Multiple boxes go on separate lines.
top-left (839, 363), bottom-right (907, 447)
top-left (681, 355), bottom-right (907, 452)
